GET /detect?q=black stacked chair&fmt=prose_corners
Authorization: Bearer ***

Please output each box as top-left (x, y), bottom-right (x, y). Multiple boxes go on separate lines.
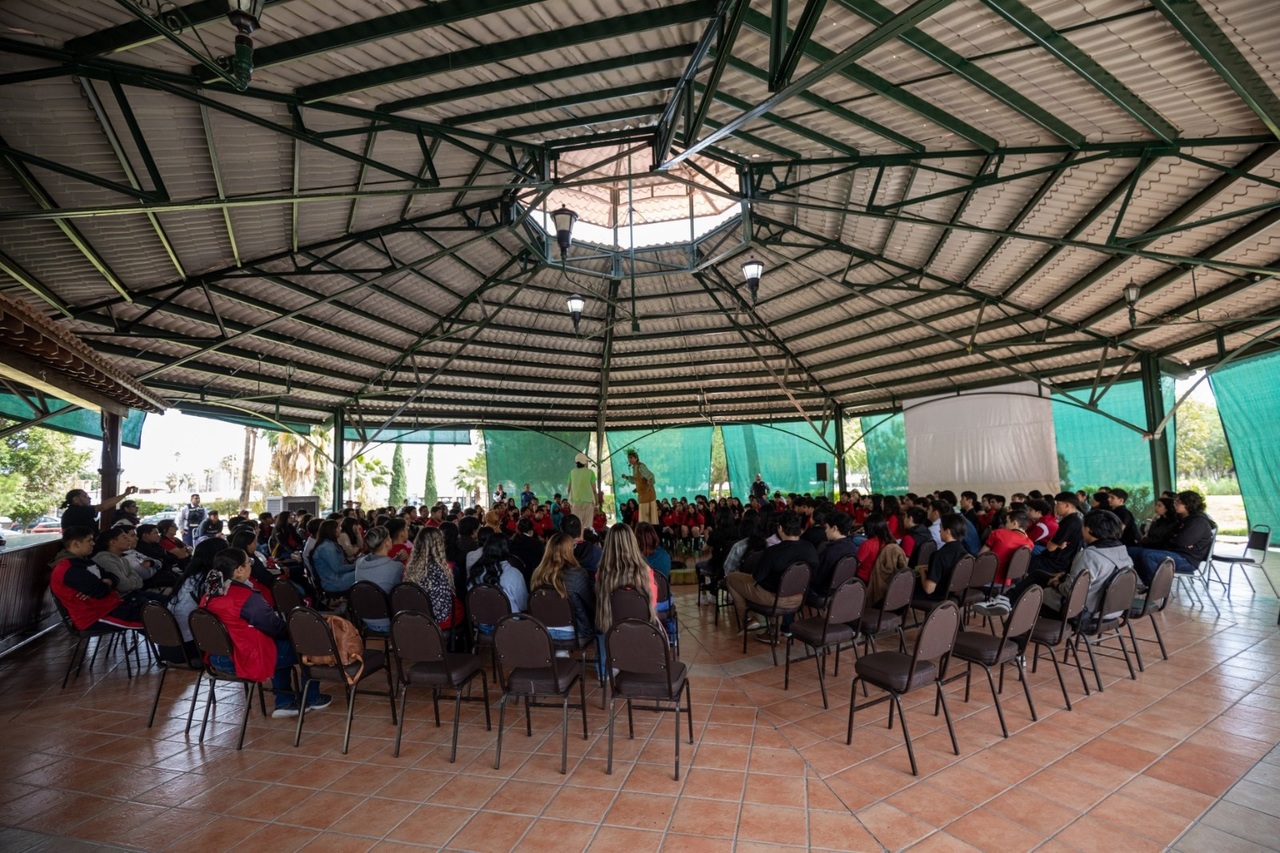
top-left (949, 584), bottom-right (1043, 738)
top-left (140, 602), bottom-right (201, 730)
top-left (188, 608), bottom-right (269, 750)
top-left (785, 578), bottom-right (865, 709)
top-left (604, 617), bottom-right (694, 781)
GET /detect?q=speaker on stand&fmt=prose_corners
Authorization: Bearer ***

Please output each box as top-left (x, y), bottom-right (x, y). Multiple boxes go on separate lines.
top-left (816, 462), bottom-right (829, 497)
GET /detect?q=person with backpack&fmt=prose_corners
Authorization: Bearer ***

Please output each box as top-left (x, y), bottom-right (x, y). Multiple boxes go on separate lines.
top-left (178, 494), bottom-right (207, 547)
top-left (198, 547), bottom-right (330, 719)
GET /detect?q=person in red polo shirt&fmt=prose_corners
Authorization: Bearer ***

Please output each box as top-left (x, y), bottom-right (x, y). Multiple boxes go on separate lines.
top-left (49, 527), bottom-right (146, 630)
top-left (981, 509), bottom-right (1034, 585)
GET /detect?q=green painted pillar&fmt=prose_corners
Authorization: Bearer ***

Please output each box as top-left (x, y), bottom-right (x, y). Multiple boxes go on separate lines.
top-left (1140, 354), bottom-right (1173, 497)
top-left (332, 407), bottom-right (345, 513)
top-left (835, 405), bottom-right (847, 499)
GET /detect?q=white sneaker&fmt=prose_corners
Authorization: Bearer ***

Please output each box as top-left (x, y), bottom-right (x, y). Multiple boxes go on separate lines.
top-left (271, 705), bottom-right (299, 719)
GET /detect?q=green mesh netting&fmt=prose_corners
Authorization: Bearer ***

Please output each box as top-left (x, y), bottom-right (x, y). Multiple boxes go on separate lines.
top-left (342, 427), bottom-right (469, 444)
top-left (722, 420), bottom-right (835, 496)
top-left (183, 409), bottom-right (311, 436)
top-left (1, 392), bottom-right (146, 448)
top-left (862, 413), bottom-right (908, 495)
top-left (606, 426), bottom-right (713, 503)
top-left (1053, 379), bottom-right (1175, 515)
top-left (484, 429), bottom-right (589, 501)
top-left (1211, 351), bottom-right (1280, 533)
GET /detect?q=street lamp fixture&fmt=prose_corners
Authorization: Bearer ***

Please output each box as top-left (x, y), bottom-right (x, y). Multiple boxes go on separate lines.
top-left (742, 258), bottom-right (764, 304)
top-left (566, 293), bottom-right (585, 332)
top-left (1124, 281), bottom-right (1141, 328)
top-left (551, 206), bottom-right (578, 259)
top-left (226, 0), bottom-right (267, 87)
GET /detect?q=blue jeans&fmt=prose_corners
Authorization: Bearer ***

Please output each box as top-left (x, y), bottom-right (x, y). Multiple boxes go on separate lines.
top-left (548, 626), bottom-right (576, 641)
top-left (1128, 547), bottom-right (1195, 585)
top-left (209, 639), bottom-right (319, 709)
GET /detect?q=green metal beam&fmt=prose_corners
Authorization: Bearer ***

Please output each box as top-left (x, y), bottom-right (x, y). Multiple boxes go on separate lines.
top-left (665, 0), bottom-right (961, 168)
top-left (447, 80), bottom-right (677, 128)
top-left (380, 46), bottom-right (693, 114)
top-left (656, 0), bottom-right (739, 162)
top-left (692, 83), bottom-right (860, 156)
top-left (700, 117), bottom-right (801, 160)
top-left (978, 0), bottom-right (1179, 142)
top-left (680, 0), bottom-right (752, 162)
top-left (837, 0), bottom-right (1084, 147)
top-left (773, 0), bottom-right (829, 90)
top-left (500, 105), bottom-right (660, 140)
top-left (0, 248), bottom-right (72, 315)
top-left (64, 0), bottom-right (293, 56)
top-left (1152, 0), bottom-right (1280, 140)
top-left (295, 2), bottom-right (715, 103)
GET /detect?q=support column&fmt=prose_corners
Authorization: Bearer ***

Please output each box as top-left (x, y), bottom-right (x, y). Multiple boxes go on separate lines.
top-left (835, 405), bottom-right (846, 499)
top-left (332, 407), bottom-right (346, 512)
top-left (1140, 354), bottom-right (1173, 497)
top-left (99, 412), bottom-right (122, 532)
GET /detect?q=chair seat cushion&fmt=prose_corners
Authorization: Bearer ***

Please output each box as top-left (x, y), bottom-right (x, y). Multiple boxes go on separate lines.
top-left (790, 617), bottom-right (854, 647)
top-left (615, 661), bottom-right (688, 700)
top-left (507, 659), bottom-right (580, 694)
top-left (407, 653), bottom-right (483, 687)
top-left (860, 610), bottom-right (901, 635)
top-left (306, 648), bottom-right (386, 683)
top-left (1031, 618), bottom-right (1066, 644)
top-left (854, 651), bottom-right (937, 693)
top-left (910, 596), bottom-right (946, 612)
top-left (953, 631), bottom-right (1014, 666)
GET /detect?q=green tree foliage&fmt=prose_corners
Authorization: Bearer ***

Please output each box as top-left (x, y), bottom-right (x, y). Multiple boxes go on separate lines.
top-left (0, 422), bottom-right (91, 523)
top-left (842, 416), bottom-right (870, 491)
top-left (1176, 399), bottom-right (1234, 481)
top-left (348, 448), bottom-right (389, 508)
top-left (424, 444), bottom-right (438, 507)
top-left (709, 426), bottom-right (727, 496)
top-left (389, 444), bottom-right (407, 505)
top-left (453, 446), bottom-right (487, 507)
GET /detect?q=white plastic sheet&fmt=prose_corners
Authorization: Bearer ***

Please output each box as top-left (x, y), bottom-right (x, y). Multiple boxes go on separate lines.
top-left (904, 382), bottom-right (1059, 496)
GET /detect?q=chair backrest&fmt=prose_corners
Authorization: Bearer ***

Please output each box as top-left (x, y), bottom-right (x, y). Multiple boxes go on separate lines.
top-left (607, 617), bottom-right (673, 679)
top-left (910, 601), bottom-right (960, 680)
top-left (493, 612), bottom-right (555, 673)
top-left (467, 584), bottom-right (512, 628)
top-left (913, 539), bottom-right (937, 569)
top-left (1196, 524), bottom-right (1219, 573)
top-left (1145, 558), bottom-right (1176, 614)
top-left (947, 554), bottom-right (975, 599)
top-left (969, 552), bottom-right (998, 590)
top-left (528, 586), bottom-right (574, 627)
top-left (1004, 547), bottom-right (1031, 584)
top-left (829, 555), bottom-right (859, 592)
top-left (1063, 568), bottom-right (1091, 621)
top-left (1097, 568), bottom-right (1138, 626)
top-left (742, 550), bottom-right (763, 577)
top-left (1002, 584), bottom-right (1042, 643)
top-left (287, 607), bottom-right (339, 661)
top-left (610, 585), bottom-right (651, 624)
top-left (826, 579), bottom-right (866, 627)
top-left (142, 601), bottom-right (184, 649)
top-left (1246, 524), bottom-right (1272, 553)
top-left (349, 580), bottom-right (391, 627)
top-left (390, 581), bottom-right (433, 617)
top-left (51, 595), bottom-right (76, 632)
top-left (390, 610), bottom-right (447, 667)
top-left (652, 571), bottom-right (673, 605)
top-left (272, 578), bottom-right (304, 614)
top-left (881, 568), bottom-right (916, 613)
top-left (777, 562), bottom-right (812, 599)
top-left (189, 608), bottom-right (234, 659)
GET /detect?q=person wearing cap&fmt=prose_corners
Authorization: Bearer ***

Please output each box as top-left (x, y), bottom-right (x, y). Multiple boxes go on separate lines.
top-left (567, 452), bottom-right (597, 527)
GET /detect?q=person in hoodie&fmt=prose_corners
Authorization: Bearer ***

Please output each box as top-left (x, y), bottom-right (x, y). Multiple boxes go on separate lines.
top-left (94, 525), bottom-right (158, 595)
top-left (560, 514), bottom-right (601, 576)
top-left (353, 526), bottom-right (401, 632)
top-left (49, 526), bottom-right (146, 631)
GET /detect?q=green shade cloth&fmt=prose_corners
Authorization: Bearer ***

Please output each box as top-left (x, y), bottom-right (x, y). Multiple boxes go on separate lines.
top-left (862, 413), bottom-right (908, 495)
top-left (177, 406), bottom-right (311, 436)
top-left (1052, 379), bottom-right (1175, 515)
top-left (342, 426), bottom-right (470, 444)
top-left (485, 429), bottom-right (589, 501)
top-left (607, 426), bottom-right (713, 504)
top-left (722, 420), bottom-right (835, 496)
top-left (1211, 350), bottom-right (1280, 533)
top-left (1, 392), bottom-right (146, 448)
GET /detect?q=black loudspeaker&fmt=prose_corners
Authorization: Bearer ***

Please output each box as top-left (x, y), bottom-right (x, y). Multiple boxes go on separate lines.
top-left (816, 462), bottom-right (829, 481)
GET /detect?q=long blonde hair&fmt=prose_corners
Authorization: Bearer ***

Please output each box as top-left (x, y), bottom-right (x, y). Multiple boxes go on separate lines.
top-left (531, 533), bottom-right (579, 597)
top-left (595, 522), bottom-right (657, 628)
top-left (406, 527), bottom-right (452, 591)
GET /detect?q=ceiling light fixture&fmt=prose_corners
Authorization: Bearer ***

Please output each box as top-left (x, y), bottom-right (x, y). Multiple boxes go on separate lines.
top-left (1123, 281), bottom-right (1141, 328)
top-left (741, 258), bottom-right (764, 304)
top-left (226, 0), bottom-right (266, 86)
top-left (551, 206), bottom-right (578, 259)
top-left (566, 293), bottom-right (585, 333)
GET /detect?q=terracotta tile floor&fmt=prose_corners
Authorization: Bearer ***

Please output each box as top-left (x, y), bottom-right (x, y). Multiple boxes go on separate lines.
top-left (1, 568), bottom-right (1278, 852)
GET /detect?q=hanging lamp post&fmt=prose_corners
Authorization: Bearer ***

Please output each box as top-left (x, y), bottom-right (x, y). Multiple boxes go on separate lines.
top-left (566, 293), bottom-right (585, 332)
top-left (1124, 281), bottom-right (1142, 328)
top-left (226, 0), bottom-right (267, 86)
top-left (742, 258), bottom-right (764, 304)
top-left (551, 206), bottom-right (578, 259)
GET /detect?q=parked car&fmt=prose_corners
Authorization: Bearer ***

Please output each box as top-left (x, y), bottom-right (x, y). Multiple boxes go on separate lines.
top-left (25, 516), bottom-right (59, 532)
top-left (140, 511), bottom-right (177, 526)
top-left (28, 520), bottom-right (62, 535)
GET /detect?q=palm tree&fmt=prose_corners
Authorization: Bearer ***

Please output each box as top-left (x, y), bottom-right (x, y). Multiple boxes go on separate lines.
top-left (267, 430), bottom-right (319, 496)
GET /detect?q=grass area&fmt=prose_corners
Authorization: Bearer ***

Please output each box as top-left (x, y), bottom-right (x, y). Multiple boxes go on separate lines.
top-left (1207, 494), bottom-right (1248, 535)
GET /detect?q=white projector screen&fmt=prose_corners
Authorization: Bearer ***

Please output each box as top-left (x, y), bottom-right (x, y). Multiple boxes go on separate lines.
top-left (904, 381), bottom-right (1058, 497)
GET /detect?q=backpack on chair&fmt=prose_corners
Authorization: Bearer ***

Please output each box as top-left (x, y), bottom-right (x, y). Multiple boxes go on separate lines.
top-left (301, 614), bottom-right (365, 684)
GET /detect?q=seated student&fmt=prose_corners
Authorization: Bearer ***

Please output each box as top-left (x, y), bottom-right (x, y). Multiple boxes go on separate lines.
top-left (50, 527), bottom-right (148, 632)
top-left (635, 522), bottom-right (672, 578)
top-left (198, 548), bottom-right (329, 718)
top-left (1105, 488), bottom-right (1138, 546)
top-left (530, 532), bottom-right (596, 644)
top-left (900, 507), bottom-right (932, 562)
top-left (311, 519), bottom-right (356, 593)
top-left (466, 534), bottom-right (528, 626)
top-left (1128, 490), bottom-right (1215, 585)
top-left (384, 518), bottom-right (411, 568)
top-left (156, 519), bottom-right (192, 567)
top-left (723, 511), bottom-right (818, 631)
top-left (1029, 493), bottom-right (1083, 575)
top-left (353, 526), bottom-right (403, 632)
top-left (404, 527), bottom-right (464, 629)
top-left (914, 513), bottom-right (968, 601)
top-left (561, 514), bottom-right (602, 576)
top-left (809, 511), bottom-right (857, 601)
top-left (94, 526), bottom-right (158, 595)
top-left (1025, 499), bottom-right (1057, 553)
top-left (1138, 497), bottom-right (1178, 547)
top-left (927, 500), bottom-right (952, 548)
top-left (854, 513), bottom-right (893, 584)
top-left (134, 523), bottom-right (182, 589)
top-left (507, 517), bottom-right (544, 585)
top-left (196, 511), bottom-right (223, 545)
top-left (981, 510), bottom-right (1034, 585)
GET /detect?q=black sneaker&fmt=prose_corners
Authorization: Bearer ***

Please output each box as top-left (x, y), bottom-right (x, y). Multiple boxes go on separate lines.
top-left (306, 694), bottom-right (333, 711)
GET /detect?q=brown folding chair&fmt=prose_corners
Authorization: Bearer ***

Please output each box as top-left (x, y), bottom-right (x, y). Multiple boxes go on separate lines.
top-left (390, 610), bottom-right (490, 761)
top-left (467, 584), bottom-right (513, 675)
top-left (742, 561), bottom-right (811, 667)
top-left (1003, 547), bottom-right (1032, 588)
top-left (910, 554), bottom-right (973, 626)
top-left (272, 578), bottom-right (304, 615)
top-left (530, 586), bottom-right (603, 707)
top-left (390, 581), bottom-right (433, 617)
top-left (492, 613), bottom-right (587, 774)
top-left (963, 552), bottom-right (999, 618)
top-left (785, 579), bottom-right (865, 709)
top-left (286, 607), bottom-right (397, 754)
top-left (912, 540), bottom-right (937, 572)
top-left (1029, 573), bottom-right (1091, 711)
top-left (188, 608), bottom-right (269, 750)
top-left (605, 618), bottom-right (694, 781)
top-left (950, 584), bottom-right (1043, 738)
top-left (141, 602), bottom-right (200, 730)
top-left (859, 568), bottom-right (914, 654)
top-left (652, 571), bottom-right (679, 656)
top-left (1128, 557), bottom-right (1175, 668)
top-left (53, 596), bottom-right (140, 688)
top-left (1071, 568), bottom-right (1139, 692)
top-left (609, 586), bottom-right (652, 624)
top-left (348, 580), bottom-right (392, 646)
top-left (807, 554), bottom-right (858, 612)
top-left (846, 601), bottom-right (961, 776)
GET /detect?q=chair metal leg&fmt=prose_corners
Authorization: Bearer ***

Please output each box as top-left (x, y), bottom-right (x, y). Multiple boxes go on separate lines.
top-left (480, 671), bottom-right (492, 730)
top-left (1148, 613), bottom-right (1168, 660)
top-left (845, 678), bottom-right (859, 744)
top-left (293, 676), bottom-right (313, 747)
top-left (394, 682), bottom-right (409, 758)
top-left (431, 687), bottom-right (441, 727)
top-left (672, 692), bottom-right (681, 782)
top-left (892, 693), bottom-right (917, 776)
top-left (937, 679), bottom-right (959, 756)
top-left (1114, 627), bottom-right (1137, 680)
top-left (815, 646), bottom-right (828, 710)
top-left (235, 684), bottom-right (255, 750)
top-left (783, 636), bottom-right (793, 691)
top-left (685, 679), bottom-right (694, 744)
top-left (494, 691), bottom-right (509, 770)
top-left (983, 664), bottom-right (1008, 738)
top-left (147, 666), bottom-right (168, 728)
top-left (1127, 620), bottom-right (1146, 672)
top-left (386, 664), bottom-right (399, 724)
top-left (605, 692), bottom-right (617, 775)
top-left (1016, 655), bottom-right (1037, 722)
top-left (198, 679), bottom-right (215, 743)
top-left (341, 683), bottom-right (358, 754)
top-left (60, 636), bottom-right (84, 689)
top-left (1067, 637), bottom-right (1091, 697)
top-left (185, 674), bottom-right (202, 734)
top-left (559, 694), bottom-right (570, 775)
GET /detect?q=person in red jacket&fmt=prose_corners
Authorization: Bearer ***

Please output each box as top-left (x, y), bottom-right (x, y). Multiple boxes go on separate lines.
top-left (198, 548), bottom-right (329, 718)
top-left (49, 527), bottom-right (146, 630)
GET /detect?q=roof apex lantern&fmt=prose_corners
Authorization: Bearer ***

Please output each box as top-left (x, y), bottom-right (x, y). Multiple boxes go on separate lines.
top-left (551, 207), bottom-right (578, 258)
top-left (742, 258), bottom-right (764, 304)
